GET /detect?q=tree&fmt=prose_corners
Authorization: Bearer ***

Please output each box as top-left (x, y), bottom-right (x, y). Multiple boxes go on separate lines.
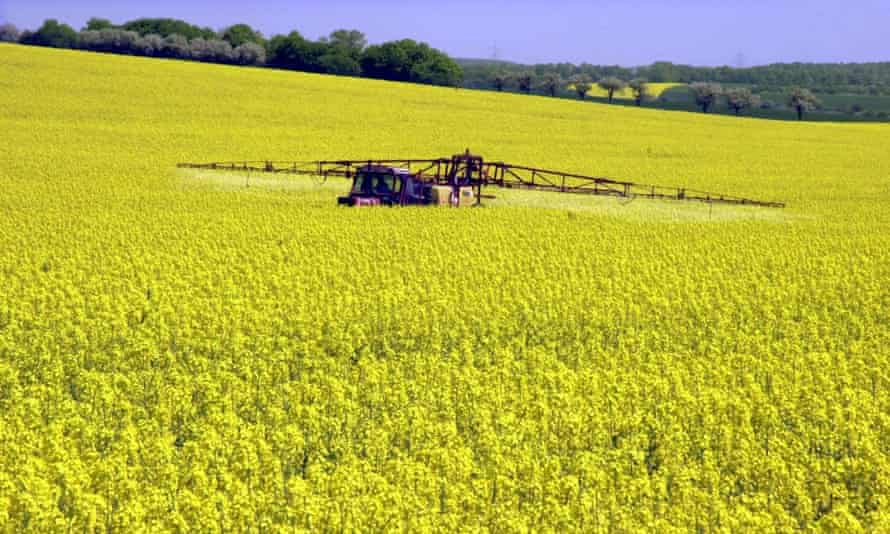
top-left (220, 24), bottom-right (263, 48)
top-left (570, 75), bottom-right (592, 100)
top-left (598, 77), bottom-right (626, 103)
top-left (492, 71), bottom-right (510, 92)
top-left (267, 31), bottom-right (325, 72)
top-left (317, 51), bottom-right (360, 75)
top-left (646, 61), bottom-right (677, 82)
top-left (690, 82), bottom-right (723, 113)
top-left (324, 29), bottom-right (366, 56)
top-left (788, 87), bottom-right (820, 120)
top-left (410, 53), bottom-right (462, 86)
top-left (725, 87), bottom-right (761, 116)
top-left (83, 18), bottom-right (113, 32)
top-left (539, 74), bottom-right (562, 97)
top-left (360, 40), bottom-right (412, 81)
top-left (121, 18), bottom-right (215, 40)
top-left (0, 23), bottom-right (20, 42)
top-left (360, 39), bottom-right (461, 86)
top-left (517, 72), bottom-right (533, 94)
top-left (628, 78), bottom-right (649, 106)
top-left (21, 19), bottom-right (78, 48)
top-left (317, 29), bottom-right (366, 76)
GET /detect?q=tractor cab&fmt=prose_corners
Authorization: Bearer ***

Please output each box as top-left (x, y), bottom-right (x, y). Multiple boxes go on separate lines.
top-left (336, 153), bottom-right (485, 207)
top-left (338, 165), bottom-right (423, 206)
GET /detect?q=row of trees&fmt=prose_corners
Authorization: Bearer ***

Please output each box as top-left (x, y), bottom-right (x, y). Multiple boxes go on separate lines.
top-left (486, 68), bottom-right (823, 120)
top-left (461, 59), bottom-right (890, 95)
top-left (689, 83), bottom-right (821, 119)
top-left (0, 19), bottom-right (265, 65)
top-left (267, 32), bottom-right (461, 85)
top-left (0, 18), bottom-right (462, 86)
top-left (491, 71), bottom-right (651, 105)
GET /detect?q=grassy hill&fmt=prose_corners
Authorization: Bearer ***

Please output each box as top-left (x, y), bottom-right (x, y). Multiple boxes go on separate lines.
top-left (2, 43), bottom-right (890, 531)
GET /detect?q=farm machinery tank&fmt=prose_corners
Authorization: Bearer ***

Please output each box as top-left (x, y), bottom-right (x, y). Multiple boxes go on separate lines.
top-left (178, 150), bottom-right (785, 209)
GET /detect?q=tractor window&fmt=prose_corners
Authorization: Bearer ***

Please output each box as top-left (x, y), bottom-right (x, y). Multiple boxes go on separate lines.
top-left (374, 174), bottom-right (401, 194)
top-left (351, 174), bottom-right (368, 194)
top-left (352, 172), bottom-right (402, 195)
top-left (373, 175), bottom-right (391, 194)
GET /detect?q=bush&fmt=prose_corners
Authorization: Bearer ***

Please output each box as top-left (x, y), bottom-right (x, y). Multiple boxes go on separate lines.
top-left (77, 30), bottom-right (100, 49)
top-left (77, 29), bottom-right (140, 54)
top-left (233, 42), bottom-right (266, 66)
top-left (0, 23), bottom-right (21, 42)
top-left (189, 38), bottom-right (234, 64)
top-left (161, 34), bottom-right (190, 59)
top-left (104, 29), bottom-right (138, 54)
top-left (136, 34), bottom-right (165, 57)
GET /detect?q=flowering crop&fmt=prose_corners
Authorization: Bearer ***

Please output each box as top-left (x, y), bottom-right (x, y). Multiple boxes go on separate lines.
top-left (1, 43), bottom-right (890, 531)
top-left (585, 81), bottom-right (681, 100)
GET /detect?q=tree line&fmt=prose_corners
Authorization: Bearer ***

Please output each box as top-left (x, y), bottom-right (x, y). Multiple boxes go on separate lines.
top-left (687, 83), bottom-right (820, 120)
top-left (489, 70), bottom-right (823, 120)
top-left (461, 59), bottom-right (890, 96)
top-left (0, 18), bottom-right (463, 87)
top-left (493, 72), bottom-right (650, 105)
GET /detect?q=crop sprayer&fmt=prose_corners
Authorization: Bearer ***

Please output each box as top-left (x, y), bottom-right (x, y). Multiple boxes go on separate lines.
top-left (178, 150), bottom-right (785, 208)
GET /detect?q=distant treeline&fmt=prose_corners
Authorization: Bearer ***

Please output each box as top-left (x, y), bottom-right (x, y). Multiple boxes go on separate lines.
top-left (0, 18), bottom-right (463, 87)
top-left (460, 59), bottom-right (890, 96)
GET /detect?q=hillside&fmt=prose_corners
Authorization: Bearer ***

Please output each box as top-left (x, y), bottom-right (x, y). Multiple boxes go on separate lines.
top-left (2, 43), bottom-right (890, 531)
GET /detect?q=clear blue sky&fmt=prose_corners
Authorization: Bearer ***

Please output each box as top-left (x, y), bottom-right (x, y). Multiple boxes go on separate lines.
top-left (2, 0), bottom-right (888, 66)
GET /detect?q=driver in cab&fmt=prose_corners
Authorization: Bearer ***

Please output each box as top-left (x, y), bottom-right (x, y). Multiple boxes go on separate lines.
top-left (374, 176), bottom-right (392, 195)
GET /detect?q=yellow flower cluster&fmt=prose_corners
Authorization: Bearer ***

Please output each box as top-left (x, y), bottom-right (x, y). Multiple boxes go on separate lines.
top-left (1, 43), bottom-right (889, 531)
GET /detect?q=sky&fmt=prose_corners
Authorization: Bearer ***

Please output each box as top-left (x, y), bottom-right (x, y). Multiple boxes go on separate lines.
top-left (2, 0), bottom-right (888, 67)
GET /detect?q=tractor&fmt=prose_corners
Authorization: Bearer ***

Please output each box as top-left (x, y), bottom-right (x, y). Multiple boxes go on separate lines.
top-left (336, 164), bottom-right (476, 207)
top-left (179, 150), bottom-right (785, 209)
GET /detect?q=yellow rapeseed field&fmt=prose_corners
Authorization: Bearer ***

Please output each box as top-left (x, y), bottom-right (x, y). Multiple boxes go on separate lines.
top-left (584, 81), bottom-right (681, 100)
top-left (1, 43), bottom-right (890, 531)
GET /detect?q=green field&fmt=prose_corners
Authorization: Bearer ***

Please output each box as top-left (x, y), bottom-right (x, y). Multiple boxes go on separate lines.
top-left (2, 43), bottom-right (890, 531)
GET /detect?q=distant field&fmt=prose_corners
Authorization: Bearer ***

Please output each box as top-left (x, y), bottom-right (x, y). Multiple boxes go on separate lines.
top-left (2, 43), bottom-right (890, 531)
top-left (584, 82), bottom-right (682, 100)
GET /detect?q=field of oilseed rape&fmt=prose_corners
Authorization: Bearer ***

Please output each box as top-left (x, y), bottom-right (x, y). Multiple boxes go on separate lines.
top-left (2, 42), bottom-right (890, 531)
